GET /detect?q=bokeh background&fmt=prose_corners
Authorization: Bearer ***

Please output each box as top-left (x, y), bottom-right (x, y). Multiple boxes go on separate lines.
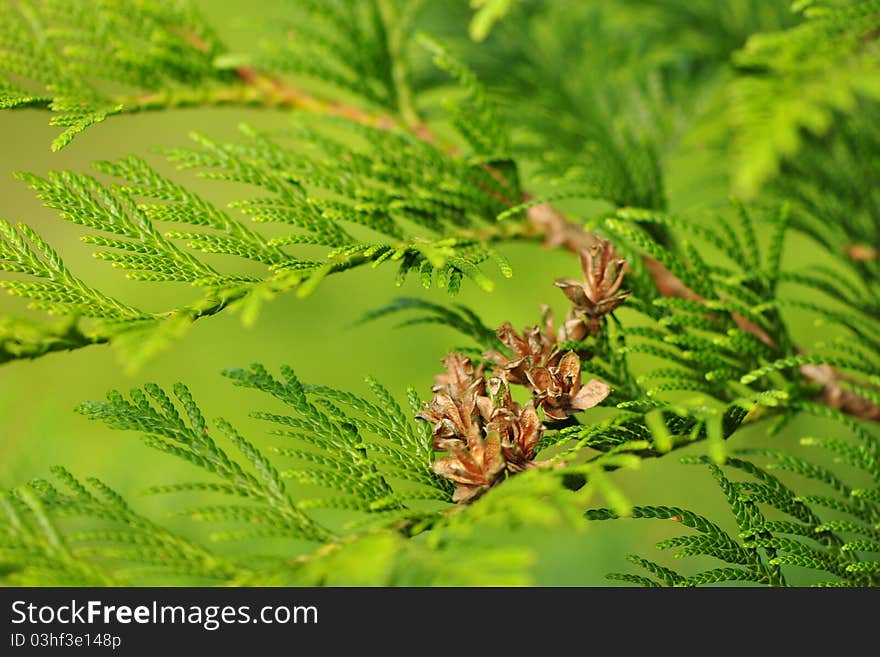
top-left (0, 0), bottom-right (846, 584)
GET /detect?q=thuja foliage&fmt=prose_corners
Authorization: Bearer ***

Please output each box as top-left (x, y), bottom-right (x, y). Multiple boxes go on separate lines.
top-left (1, 0), bottom-right (879, 586)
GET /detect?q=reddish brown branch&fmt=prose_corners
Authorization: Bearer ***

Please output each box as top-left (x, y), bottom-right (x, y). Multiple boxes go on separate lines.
top-left (846, 244), bottom-right (879, 262)
top-left (234, 67), bottom-right (399, 128)
top-left (525, 202), bottom-right (596, 253)
top-left (641, 255), bottom-right (700, 302)
top-left (800, 364), bottom-right (880, 421)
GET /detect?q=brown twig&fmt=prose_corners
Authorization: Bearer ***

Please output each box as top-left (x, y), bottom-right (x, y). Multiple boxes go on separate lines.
top-left (233, 67), bottom-right (399, 128)
top-left (799, 364), bottom-right (880, 421)
top-left (846, 244), bottom-right (879, 262)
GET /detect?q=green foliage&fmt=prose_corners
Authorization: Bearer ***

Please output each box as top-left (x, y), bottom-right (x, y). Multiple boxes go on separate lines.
top-left (467, 0), bottom-right (513, 42)
top-left (600, 200), bottom-right (879, 423)
top-left (222, 0), bottom-right (425, 118)
top-left (0, 1), bottom-right (529, 371)
top-left (1, 106), bottom-right (520, 368)
top-left (77, 365), bottom-right (452, 537)
top-left (1, 467), bottom-right (236, 586)
top-left (1, 365), bottom-right (647, 585)
top-left (588, 438), bottom-right (880, 585)
top-left (356, 296), bottom-right (502, 351)
top-left (726, 0), bottom-right (880, 197)
top-left (451, 1), bottom-right (794, 217)
top-left (0, 0), bottom-right (235, 150)
top-left (772, 104), bottom-right (880, 291)
top-left (0, 0), bottom-right (878, 587)
top-left (460, 2), bottom-right (672, 211)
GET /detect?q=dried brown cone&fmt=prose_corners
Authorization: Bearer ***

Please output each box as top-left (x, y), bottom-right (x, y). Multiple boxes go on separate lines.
top-left (486, 400), bottom-right (544, 472)
top-left (432, 426), bottom-right (506, 503)
top-left (483, 320), bottom-right (561, 386)
top-left (485, 376), bottom-right (548, 469)
top-left (416, 392), bottom-right (480, 452)
top-left (419, 350), bottom-right (610, 502)
top-left (543, 304), bottom-right (594, 346)
top-left (555, 239), bottom-right (631, 335)
top-left (431, 377), bottom-right (546, 501)
top-left (483, 306), bottom-right (592, 384)
top-left (528, 351), bottom-right (611, 421)
top-left (431, 352), bottom-right (485, 400)
top-left (417, 353), bottom-right (491, 452)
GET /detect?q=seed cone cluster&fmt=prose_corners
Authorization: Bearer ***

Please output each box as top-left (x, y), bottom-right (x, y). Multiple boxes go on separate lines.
top-left (418, 354), bottom-right (544, 503)
top-left (418, 242), bottom-right (630, 503)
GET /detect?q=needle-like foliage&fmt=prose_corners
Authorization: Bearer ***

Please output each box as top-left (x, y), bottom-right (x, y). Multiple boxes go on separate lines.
top-left (0, 0), bottom-right (878, 586)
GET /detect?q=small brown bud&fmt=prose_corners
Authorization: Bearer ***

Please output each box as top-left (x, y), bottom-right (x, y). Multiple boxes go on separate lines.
top-left (846, 244), bottom-right (879, 262)
top-left (555, 240), bottom-right (631, 335)
top-left (529, 351), bottom-right (611, 420)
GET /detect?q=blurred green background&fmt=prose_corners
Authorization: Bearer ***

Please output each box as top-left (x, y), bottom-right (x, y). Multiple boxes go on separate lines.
top-left (0, 0), bottom-right (849, 585)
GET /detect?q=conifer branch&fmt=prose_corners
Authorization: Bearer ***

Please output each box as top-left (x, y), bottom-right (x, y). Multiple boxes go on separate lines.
top-left (2, 0), bottom-right (879, 589)
top-left (231, 66), bottom-right (400, 128)
top-left (2, 40), bottom-right (403, 133)
top-left (0, 317), bottom-right (107, 364)
top-left (518, 202), bottom-right (880, 423)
